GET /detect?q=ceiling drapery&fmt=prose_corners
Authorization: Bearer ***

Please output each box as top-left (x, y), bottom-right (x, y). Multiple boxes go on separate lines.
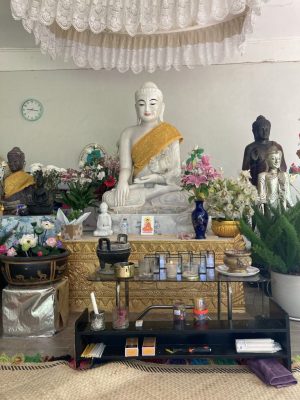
top-left (10, 0), bottom-right (267, 73)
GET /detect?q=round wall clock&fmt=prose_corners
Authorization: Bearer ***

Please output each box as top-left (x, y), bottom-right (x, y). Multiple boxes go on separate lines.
top-left (21, 99), bottom-right (43, 121)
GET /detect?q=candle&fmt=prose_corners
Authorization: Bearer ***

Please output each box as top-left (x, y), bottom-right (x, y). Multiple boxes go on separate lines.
top-left (90, 292), bottom-right (99, 315)
top-left (166, 261), bottom-right (177, 279)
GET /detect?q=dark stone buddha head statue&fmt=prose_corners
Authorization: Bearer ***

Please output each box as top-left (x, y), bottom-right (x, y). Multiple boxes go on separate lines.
top-left (7, 147), bottom-right (25, 173)
top-left (252, 115), bottom-right (271, 143)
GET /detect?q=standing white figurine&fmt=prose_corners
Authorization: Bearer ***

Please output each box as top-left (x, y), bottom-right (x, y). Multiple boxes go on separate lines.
top-left (257, 146), bottom-right (293, 213)
top-left (93, 202), bottom-right (113, 236)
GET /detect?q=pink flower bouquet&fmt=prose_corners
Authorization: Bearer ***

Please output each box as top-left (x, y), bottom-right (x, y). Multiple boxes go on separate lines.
top-left (181, 147), bottom-right (220, 202)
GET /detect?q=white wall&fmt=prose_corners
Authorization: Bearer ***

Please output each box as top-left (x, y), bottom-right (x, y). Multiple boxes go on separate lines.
top-left (0, 1), bottom-right (300, 194)
top-left (0, 63), bottom-right (299, 181)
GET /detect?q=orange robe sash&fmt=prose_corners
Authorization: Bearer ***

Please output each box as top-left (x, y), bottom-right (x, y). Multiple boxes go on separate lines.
top-left (131, 122), bottom-right (183, 178)
top-left (4, 170), bottom-right (35, 198)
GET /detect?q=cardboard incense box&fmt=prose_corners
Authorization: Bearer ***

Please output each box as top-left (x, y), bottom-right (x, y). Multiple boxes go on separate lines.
top-left (142, 337), bottom-right (156, 356)
top-left (125, 337), bottom-right (139, 357)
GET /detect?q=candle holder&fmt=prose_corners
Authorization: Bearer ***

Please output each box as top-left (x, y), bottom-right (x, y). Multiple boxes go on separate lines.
top-left (166, 255), bottom-right (182, 278)
top-left (112, 306), bottom-right (129, 330)
top-left (191, 252), bottom-right (207, 274)
top-left (90, 311), bottom-right (105, 331)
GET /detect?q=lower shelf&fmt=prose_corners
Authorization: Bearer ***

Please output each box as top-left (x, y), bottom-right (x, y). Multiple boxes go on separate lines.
top-left (80, 344), bottom-right (288, 361)
top-left (75, 300), bottom-right (291, 369)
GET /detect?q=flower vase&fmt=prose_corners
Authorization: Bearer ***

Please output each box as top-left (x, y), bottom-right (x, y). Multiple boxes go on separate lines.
top-left (191, 200), bottom-right (208, 239)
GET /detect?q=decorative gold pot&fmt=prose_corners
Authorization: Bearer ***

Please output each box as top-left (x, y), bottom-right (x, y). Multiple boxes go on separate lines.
top-left (114, 262), bottom-right (135, 278)
top-left (0, 250), bottom-right (70, 285)
top-left (211, 219), bottom-right (240, 238)
top-left (223, 250), bottom-right (252, 273)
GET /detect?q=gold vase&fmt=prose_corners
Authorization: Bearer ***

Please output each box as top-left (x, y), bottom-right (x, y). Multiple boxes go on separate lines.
top-left (211, 219), bottom-right (240, 238)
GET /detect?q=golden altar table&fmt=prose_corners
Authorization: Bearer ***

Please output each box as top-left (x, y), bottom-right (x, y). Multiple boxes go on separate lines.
top-left (64, 234), bottom-right (245, 313)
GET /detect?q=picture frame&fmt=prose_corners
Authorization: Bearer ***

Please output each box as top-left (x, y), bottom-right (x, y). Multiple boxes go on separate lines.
top-left (141, 215), bottom-right (154, 235)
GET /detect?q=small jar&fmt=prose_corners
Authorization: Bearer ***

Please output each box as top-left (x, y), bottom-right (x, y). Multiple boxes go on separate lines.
top-left (182, 263), bottom-right (198, 280)
top-left (90, 311), bottom-right (105, 331)
top-left (112, 306), bottom-right (129, 329)
top-left (173, 301), bottom-right (186, 322)
top-left (193, 298), bottom-right (208, 321)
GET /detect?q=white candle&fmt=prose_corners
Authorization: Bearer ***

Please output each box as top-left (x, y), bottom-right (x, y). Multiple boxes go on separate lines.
top-left (166, 261), bottom-right (177, 278)
top-left (90, 292), bottom-right (99, 314)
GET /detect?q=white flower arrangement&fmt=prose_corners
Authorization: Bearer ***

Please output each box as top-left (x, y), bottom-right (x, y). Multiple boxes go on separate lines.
top-left (29, 163), bottom-right (65, 193)
top-left (205, 171), bottom-right (258, 220)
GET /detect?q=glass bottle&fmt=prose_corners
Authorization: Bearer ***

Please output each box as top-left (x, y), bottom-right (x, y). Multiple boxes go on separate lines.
top-left (119, 218), bottom-right (129, 234)
top-left (173, 301), bottom-right (186, 322)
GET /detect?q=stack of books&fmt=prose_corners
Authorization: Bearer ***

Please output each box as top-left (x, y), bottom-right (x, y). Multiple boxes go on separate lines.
top-left (236, 339), bottom-right (282, 353)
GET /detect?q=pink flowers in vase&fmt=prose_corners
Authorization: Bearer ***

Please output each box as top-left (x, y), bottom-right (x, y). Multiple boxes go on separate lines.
top-left (181, 147), bottom-right (221, 202)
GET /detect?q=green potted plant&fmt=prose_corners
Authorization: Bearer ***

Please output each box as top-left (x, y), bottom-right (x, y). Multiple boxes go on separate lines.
top-left (60, 181), bottom-right (97, 240)
top-left (240, 202), bottom-right (300, 319)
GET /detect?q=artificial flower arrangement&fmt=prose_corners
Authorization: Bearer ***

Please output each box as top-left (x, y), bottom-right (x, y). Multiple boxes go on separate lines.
top-left (205, 170), bottom-right (258, 221)
top-left (0, 221), bottom-right (64, 257)
top-left (60, 152), bottom-right (120, 209)
top-left (29, 163), bottom-right (66, 193)
top-left (181, 146), bottom-right (221, 202)
top-left (78, 152), bottom-right (120, 199)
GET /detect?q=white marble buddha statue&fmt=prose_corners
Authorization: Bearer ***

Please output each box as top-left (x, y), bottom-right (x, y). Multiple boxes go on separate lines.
top-left (257, 146), bottom-right (293, 213)
top-left (93, 202), bottom-right (113, 236)
top-left (104, 82), bottom-right (188, 211)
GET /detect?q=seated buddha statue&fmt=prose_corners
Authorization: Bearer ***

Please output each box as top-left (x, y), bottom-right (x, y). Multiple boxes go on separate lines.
top-left (103, 82), bottom-right (188, 211)
top-left (27, 170), bottom-right (53, 215)
top-left (93, 202), bottom-right (113, 236)
top-left (4, 147), bottom-right (35, 205)
top-left (257, 146), bottom-right (293, 213)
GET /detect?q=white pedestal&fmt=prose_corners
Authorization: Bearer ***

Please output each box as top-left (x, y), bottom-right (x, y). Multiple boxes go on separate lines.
top-left (2, 278), bottom-right (69, 337)
top-left (111, 212), bottom-right (194, 235)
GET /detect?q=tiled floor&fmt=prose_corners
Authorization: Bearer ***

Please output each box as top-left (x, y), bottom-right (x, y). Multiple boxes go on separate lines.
top-left (1, 286), bottom-right (300, 358)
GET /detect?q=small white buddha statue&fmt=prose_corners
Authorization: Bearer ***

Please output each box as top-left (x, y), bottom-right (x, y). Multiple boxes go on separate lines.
top-left (257, 146), bottom-right (293, 213)
top-left (93, 202), bottom-right (113, 237)
top-left (103, 82), bottom-right (187, 211)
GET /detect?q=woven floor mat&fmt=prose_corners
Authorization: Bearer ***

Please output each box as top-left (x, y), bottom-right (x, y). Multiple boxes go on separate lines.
top-left (0, 361), bottom-right (299, 400)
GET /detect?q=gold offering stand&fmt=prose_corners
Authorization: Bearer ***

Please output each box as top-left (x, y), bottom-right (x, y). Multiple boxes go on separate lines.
top-left (63, 234), bottom-right (246, 314)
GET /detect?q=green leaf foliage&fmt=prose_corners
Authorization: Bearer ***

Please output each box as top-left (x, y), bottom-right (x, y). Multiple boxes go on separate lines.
top-left (61, 181), bottom-right (97, 211)
top-left (240, 203), bottom-right (300, 274)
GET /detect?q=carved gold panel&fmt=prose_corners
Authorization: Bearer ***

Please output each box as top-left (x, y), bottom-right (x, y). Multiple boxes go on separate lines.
top-left (63, 234), bottom-right (245, 313)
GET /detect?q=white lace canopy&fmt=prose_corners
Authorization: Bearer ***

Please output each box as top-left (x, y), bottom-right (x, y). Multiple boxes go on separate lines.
top-left (10, 0), bottom-right (268, 73)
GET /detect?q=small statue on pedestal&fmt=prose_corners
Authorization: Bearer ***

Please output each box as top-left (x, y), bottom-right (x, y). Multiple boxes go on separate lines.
top-left (242, 115), bottom-right (287, 187)
top-left (93, 202), bottom-right (113, 237)
top-left (257, 146), bottom-right (293, 213)
top-left (3, 147), bottom-right (35, 206)
top-left (27, 170), bottom-right (53, 215)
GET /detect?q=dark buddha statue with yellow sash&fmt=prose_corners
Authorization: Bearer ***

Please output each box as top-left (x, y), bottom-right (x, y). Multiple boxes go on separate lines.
top-left (4, 147), bottom-right (34, 205)
top-left (104, 82), bottom-right (188, 211)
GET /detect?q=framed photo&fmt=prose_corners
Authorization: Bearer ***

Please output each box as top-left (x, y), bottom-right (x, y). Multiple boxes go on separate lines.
top-left (141, 215), bottom-right (154, 235)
